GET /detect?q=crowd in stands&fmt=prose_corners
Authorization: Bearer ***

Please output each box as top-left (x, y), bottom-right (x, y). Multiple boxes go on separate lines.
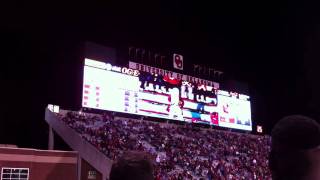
top-left (59, 111), bottom-right (271, 179)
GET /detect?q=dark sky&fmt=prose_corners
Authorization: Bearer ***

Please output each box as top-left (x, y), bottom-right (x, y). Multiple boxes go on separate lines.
top-left (1, 1), bottom-right (320, 149)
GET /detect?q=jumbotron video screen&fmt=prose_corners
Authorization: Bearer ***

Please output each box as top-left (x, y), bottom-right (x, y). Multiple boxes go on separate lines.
top-left (82, 59), bottom-right (252, 131)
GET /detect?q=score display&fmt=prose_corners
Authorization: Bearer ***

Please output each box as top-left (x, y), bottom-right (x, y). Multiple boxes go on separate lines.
top-left (82, 59), bottom-right (252, 131)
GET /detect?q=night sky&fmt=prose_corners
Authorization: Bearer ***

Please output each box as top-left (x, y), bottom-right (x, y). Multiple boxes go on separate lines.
top-left (2, 1), bottom-right (320, 149)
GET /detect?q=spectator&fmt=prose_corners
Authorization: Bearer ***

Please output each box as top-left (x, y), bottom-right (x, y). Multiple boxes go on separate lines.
top-left (59, 111), bottom-right (271, 179)
top-left (109, 151), bottom-right (154, 180)
top-left (270, 115), bottom-right (320, 180)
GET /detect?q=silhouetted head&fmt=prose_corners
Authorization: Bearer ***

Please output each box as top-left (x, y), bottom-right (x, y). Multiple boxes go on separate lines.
top-left (270, 115), bottom-right (320, 180)
top-left (109, 151), bottom-right (154, 180)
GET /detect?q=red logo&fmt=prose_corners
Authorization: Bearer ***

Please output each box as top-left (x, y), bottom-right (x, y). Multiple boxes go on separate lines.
top-left (173, 54), bottom-right (183, 70)
top-left (175, 55), bottom-right (182, 68)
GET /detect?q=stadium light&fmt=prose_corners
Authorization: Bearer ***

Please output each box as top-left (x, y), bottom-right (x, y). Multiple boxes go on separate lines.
top-left (48, 104), bottom-right (54, 112)
top-left (53, 105), bottom-right (60, 113)
top-left (48, 104), bottom-right (60, 113)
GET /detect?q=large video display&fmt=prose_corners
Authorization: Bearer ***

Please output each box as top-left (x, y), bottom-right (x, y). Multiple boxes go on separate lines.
top-left (82, 59), bottom-right (252, 131)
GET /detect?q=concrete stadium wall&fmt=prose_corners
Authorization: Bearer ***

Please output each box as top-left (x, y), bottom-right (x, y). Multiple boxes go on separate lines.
top-left (45, 109), bottom-right (112, 180)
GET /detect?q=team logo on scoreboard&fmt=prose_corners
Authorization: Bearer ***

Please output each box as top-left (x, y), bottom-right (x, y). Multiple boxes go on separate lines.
top-left (173, 54), bottom-right (183, 70)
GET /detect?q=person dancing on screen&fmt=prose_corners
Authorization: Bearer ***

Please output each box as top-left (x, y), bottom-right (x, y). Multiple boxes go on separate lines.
top-left (167, 87), bottom-right (184, 121)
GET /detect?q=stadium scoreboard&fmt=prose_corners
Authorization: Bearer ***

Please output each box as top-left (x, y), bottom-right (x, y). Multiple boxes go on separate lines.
top-left (82, 58), bottom-right (252, 131)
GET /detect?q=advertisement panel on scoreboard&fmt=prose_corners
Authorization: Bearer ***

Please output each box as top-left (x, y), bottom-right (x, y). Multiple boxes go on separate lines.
top-left (82, 58), bottom-right (252, 131)
top-left (217, 91), bottom-right (252, 131)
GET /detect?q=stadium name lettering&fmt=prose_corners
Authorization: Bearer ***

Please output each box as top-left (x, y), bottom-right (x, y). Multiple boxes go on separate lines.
top-left (193, 64), bottom-right (224, 81)
top-left (128, 47), bottom-right (224, 81)
top-left (129, 61), bottom-right (219, 89)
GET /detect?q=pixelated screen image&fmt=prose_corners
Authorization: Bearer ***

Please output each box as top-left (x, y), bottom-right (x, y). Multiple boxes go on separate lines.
top-left (82, 59), bottom-right (252, 131)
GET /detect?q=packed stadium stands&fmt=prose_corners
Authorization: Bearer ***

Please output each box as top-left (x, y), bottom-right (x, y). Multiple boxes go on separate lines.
top-left (58, 111), bottom-right (271, 179)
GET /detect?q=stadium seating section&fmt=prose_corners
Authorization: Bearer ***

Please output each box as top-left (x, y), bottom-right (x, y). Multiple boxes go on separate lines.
top-left (58, 111), bottom-right (271, 179)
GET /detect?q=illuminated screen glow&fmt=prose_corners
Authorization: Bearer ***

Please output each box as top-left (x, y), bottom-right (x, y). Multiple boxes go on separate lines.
top-left (82, 59), bottom-right (252, 131)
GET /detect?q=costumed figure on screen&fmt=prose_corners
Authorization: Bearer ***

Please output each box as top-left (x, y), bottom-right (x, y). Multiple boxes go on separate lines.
top-left (167, 87), bottom-right (184, 121)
